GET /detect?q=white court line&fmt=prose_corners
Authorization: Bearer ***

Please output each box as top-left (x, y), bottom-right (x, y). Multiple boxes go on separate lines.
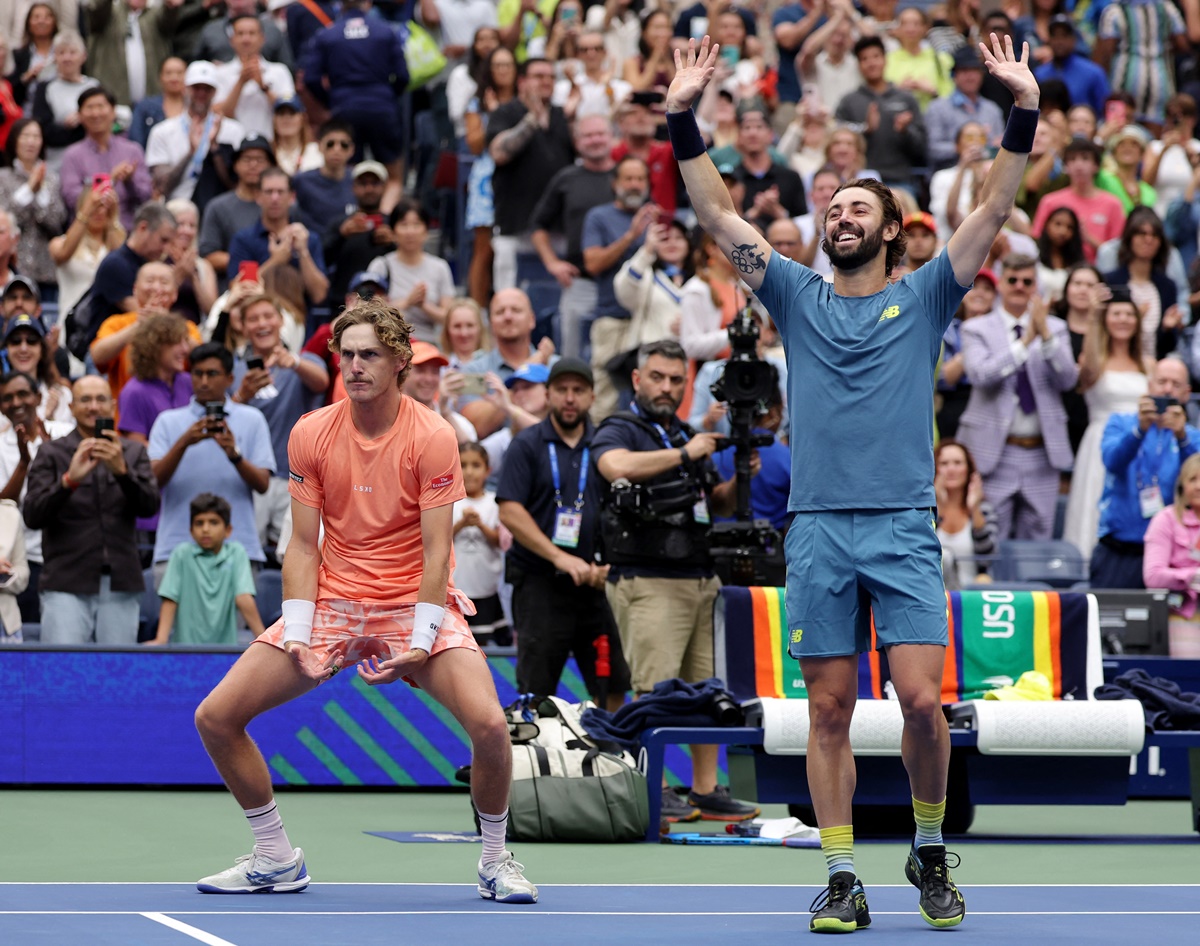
top-left (6, 910), bottom-right (1200, 917)
top-left (142, 913), bottom-right (240, 945)
top-left (3, 882), bottom-right (1200, 888)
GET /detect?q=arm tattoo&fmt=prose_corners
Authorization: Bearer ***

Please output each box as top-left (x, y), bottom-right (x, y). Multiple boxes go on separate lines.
top-left (731, 242), bottom-right (767, 275)
top-left (493, 115), bottom-right (539, 161)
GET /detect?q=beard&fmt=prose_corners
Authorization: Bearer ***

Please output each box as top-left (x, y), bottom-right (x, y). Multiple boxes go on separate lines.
top-left (634, 391), bottom-right (678, 423)
top-left (822, 221), bottom-right (886, 272)
top-left (551, 405), bottom-right (583, 431)
top-left (616, 188), bottom-right (649, 212)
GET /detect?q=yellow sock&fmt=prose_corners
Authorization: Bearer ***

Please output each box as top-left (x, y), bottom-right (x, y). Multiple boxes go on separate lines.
top-left (912, 796), bottom-right (945, 848)
top-left (819, 824), bottom-right (854, 878)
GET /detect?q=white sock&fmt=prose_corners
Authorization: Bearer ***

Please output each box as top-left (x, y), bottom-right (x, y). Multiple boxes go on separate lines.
top-left (245, 801), bottom-right (294, 863)
top-left (477, 808), bottom-right (508, 865)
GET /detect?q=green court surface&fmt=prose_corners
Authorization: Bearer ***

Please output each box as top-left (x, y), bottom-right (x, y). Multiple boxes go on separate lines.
top-left (2, 790), bottom-right (1196, 886)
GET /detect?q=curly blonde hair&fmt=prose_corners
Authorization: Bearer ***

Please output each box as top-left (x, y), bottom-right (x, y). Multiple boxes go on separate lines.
top-left (330, 298), bottom-right (414, 388)
top-left (130, 313), bottom-right (190, 382)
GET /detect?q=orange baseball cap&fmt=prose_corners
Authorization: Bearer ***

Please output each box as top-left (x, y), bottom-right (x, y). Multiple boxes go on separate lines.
top-left (903, 212), bottom-right (937, 235)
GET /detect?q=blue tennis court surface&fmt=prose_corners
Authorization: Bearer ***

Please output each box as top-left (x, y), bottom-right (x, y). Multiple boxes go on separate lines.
top-left (2, 883), bottom-right (1197, 944)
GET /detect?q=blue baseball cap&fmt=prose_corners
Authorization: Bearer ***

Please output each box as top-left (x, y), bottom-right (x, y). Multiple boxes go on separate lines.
top-left (504, 363), bottom-right (550, 388)
top-left (349, 271), bottom-right (388, 294)
top-left (273, 96), bottom-right (305, 113)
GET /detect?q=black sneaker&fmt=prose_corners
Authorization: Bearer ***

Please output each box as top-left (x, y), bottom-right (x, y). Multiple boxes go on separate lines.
top-left (661, 787), bottom-right (701, 823)
top-left (904, 844), bottom-right (966, 928)
top-left (686, 785), bottom-right (760, 822)
top-left (808, 871), bottom-right (870, 934)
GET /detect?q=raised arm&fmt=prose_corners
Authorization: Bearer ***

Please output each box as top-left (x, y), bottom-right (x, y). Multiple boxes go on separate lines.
top-left (666, 38), bottom-right (772, 294)
top-left (946, 34), bottom-right (1041, 287)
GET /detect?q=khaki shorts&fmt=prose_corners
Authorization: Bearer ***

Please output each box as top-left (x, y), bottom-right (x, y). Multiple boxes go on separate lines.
top-left (255, 597), bottom-right (481, 685)
top-left (606, 575), bottom-right (719, 695)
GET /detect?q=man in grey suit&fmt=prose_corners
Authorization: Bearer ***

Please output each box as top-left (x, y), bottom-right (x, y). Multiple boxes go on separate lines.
top-left (957, 252), bottom-right (1078, 540)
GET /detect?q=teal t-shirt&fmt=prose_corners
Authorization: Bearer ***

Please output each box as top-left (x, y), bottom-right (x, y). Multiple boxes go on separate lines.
top-left (159, 540), bottom-right (257, 645)
top-left (753, 250), bottom-right (970, 512)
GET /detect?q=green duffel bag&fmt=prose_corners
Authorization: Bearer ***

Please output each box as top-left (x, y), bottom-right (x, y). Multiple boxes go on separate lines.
top-left (507, 743), bottom-right (649, 843)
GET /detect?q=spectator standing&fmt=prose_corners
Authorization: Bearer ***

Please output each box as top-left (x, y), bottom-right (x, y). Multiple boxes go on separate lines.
top-left (613, 90), bottom-right (678, 217)
top-left (303, 0), bottom-right (409, 212)
top-left (1, 314), bottom-right (72, 428)
top-left (2, 3), bottom-right (79, 75)
top-left (85, 0), bottom-right (182, 109)
top-left (1101, 207), bottom-right (1183, 366)
top-left (1062, 288), bottom-right (1148, 562)
top-left (0, 33), bottom-right (24, 154)
top-left (193, 0), bottom-right (293, 69)
top-left (0, 495), bottom-right (30, 643)
top-left (229, 295), bottom-right (328, 548)
top-left (197, 134), bottom-right (273, 279)
top-left (270, 97), bottom-right (321, 177)
top-left (116, 312), bottom-right (194, 448)
top-left (773, 0), bottom-right (825, 133)
top-left (403, 340), bottom-right (480, 447)
top-left (835, 35), bottom-right (927, 194)
top-left (7, 2), bottom-right (59, 111)
top-left (1030, 136), bottom-right (1126, 264)
top-left (291, 120), bottom-right (355, 232)
top-left (530, 113), bottom-right (617, 361)
top-left (213, 13), bottom-right (295, 142)
top-left (324, 161), bottom-right (395, 302)
top-left (934, 439), bottom-right (998, 588)
top-left (487, 57), bottom-right (574, 291)
top-left (1033, 15), bottom-right (1109, 118)
top-left (729, 102), bottom-right (808, 233)
top-left (551, 29), bottom-right (632, 116)
top-left (0, 367), bottom-right (73, 628)
top-left (1094, 0), bottom-right (1188, 132)
top-left (147, 60), bottom-right (247, 209)
top-left (58, 86), bottom-right (153, 232)
top-left (1143, 453), bottom-right (1200, 656)
top-left (86, 198), bottom-right (177, 319)
top-left (447, 26), bottom-right (501, 142)
top-left (1145, 94), bottom-right (1200, 219)
top-left (498, 357), bottom-right (630, 706)
top-left (884, 6), bottom-right (953, 112)
top-left (957, 255), bottom-right (1079, 540)
top-left (227, 167), bottom-right (330, 308)
top-left (367, 199), bottom-right (455, 346)
top-left (165, 197), bottom-right (218, 326)
top-left (936, 268), bottom-right (997, 440)
top-left (150, 491), bottom-right (263, 646)
top-left (1036, 206), bottom-right (1085, 302)
top-left (451, 442), bottom-right (507, 644)
top-left (795, 6), bottom-right (863, 119)
top-left (30, 30), bottom-right (96, 168)
top-left (622, 8), bottom-right (675, 94)
top-left (129, 56), bottom-right (187, 150)
top-left (48, 185), bottom-right (122, 318)
top-left (924, 46), bottom-right (1005, 171)
top-left (23, 375), bottom-right (160, 644)
top-left (149, 341), bottom-right (274, 580)
top-left (0, 118), bottom-right (67, 296)
top-left (1096, 126), bottom-right (1157, 214)
top-left (1054, 263), bottom-right (1105, 454)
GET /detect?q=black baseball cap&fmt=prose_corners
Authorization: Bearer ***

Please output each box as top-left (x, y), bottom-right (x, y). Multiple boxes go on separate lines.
top-left (547, 357), bottom-right (593, 388)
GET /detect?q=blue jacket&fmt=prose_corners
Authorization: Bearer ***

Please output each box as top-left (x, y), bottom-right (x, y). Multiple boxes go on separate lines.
top-left (303, 11), bottom-right (409, 116)
top-left (1098, 413), bottom-right (1200, 543)
top-left (580, 677), bottom-right (738, 751)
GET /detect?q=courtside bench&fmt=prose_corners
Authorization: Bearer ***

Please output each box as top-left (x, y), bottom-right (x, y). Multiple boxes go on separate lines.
top-left (639, 588), bottom-right (1200, 841)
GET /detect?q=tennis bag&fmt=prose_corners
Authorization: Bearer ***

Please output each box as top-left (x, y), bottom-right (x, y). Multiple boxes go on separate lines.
top-left (505, 696), bottom-right (650, 843)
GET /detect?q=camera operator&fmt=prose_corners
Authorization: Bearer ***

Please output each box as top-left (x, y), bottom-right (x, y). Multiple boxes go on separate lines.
top-left (592, 338), bottom-right (760, 824)
top-left (712, 367), bottom-right (791, 534)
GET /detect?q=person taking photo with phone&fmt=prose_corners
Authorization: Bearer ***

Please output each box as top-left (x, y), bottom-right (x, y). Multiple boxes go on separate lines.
top-left (22, 375), bottom-right (159, 644)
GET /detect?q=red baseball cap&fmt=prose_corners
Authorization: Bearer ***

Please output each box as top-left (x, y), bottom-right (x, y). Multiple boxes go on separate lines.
top-left (902, 212), bottom-right (937, 236)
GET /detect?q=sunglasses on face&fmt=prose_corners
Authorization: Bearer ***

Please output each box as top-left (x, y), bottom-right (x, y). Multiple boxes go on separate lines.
top-left (324, 139), bottom-right (353, 150)
top-left (1006, 276), bottom-right (1035, 287)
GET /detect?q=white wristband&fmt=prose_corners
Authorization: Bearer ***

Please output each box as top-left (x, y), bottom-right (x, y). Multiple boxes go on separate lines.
top-left (412, 602), bottom-right (444, 653)
top-left (281, 599), bottom-right (316, 647)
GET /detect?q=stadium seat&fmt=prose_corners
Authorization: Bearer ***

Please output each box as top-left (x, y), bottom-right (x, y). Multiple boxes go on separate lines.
top-left (965, 580), bottom-right (1052, 591)
top-left (256, 570), bottom-right (284, 627)
top-left (993, 540), bottom-right (1088, 588)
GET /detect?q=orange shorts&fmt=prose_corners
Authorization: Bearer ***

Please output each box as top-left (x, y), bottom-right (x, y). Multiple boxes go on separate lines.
top-left (255, 597), bottom-right (481, 685)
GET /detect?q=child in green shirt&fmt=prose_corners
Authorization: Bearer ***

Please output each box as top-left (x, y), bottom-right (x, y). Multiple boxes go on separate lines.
top-left (153, 493), bottom-right (265, 645)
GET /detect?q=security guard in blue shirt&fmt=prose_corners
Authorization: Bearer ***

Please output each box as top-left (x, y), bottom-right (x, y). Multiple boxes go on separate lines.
top-left (497, 358), bottom-right (631, 709)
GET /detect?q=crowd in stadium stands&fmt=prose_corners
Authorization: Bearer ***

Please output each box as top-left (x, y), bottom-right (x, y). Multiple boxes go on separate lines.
top-left (4, 0), bottom-right (1200, 661)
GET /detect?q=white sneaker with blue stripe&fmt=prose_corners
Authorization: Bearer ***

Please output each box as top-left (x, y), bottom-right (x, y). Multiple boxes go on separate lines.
top-left (196, 847), bottom-right (310, 893)
top-left (477, 851), bottom-right (538, 903)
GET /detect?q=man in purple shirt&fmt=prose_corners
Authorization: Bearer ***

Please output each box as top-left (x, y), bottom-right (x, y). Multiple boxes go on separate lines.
top-left (59, 86), bottom-right (154, 231)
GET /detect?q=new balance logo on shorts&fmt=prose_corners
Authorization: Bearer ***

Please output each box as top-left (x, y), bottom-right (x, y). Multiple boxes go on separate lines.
top-left (791, 629), bottom-right (803, 644)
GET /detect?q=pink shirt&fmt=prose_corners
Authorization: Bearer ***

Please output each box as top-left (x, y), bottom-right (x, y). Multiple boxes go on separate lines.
top-left (1143, 506), bottom-right (1200, 617)
top-left (1031, 187), bottom-right (1127, 264)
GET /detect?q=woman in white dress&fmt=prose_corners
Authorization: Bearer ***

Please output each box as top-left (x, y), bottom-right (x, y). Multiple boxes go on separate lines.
top-left (1063, 286), bottom-right (1149, 561)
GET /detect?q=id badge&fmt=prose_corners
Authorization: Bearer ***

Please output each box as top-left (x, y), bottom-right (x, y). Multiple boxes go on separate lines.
top-left (1139, 486), bottom-right (1164, 519)
top-left (693, 493), bottom-right (711, 525)
top-left (552, 510), bottom-right (583, 548)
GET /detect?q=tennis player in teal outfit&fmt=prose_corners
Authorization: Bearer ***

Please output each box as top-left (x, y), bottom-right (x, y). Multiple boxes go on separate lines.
top-left (664, 33), bottom-right (1041, 934)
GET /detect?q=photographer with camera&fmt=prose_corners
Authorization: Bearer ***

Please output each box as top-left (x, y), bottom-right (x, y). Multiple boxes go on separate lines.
top-left (592, 338), bottom-right (760, 823)
top-left (23, 376), bottom-right (159, 644)
top-left (1091, 356), bottom-right (1200, 588)
top-left (148, 342), bottom-right (274, 586)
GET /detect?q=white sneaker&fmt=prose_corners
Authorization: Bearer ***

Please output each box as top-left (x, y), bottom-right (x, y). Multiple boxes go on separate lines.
top-left (196, 847), bottom-right (311, 894)
top-left (477, 851), bottom-right (538, 903)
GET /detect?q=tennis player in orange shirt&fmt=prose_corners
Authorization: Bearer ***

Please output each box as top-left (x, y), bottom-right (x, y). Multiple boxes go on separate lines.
top-left (193, 299), bottom-right (537, 903)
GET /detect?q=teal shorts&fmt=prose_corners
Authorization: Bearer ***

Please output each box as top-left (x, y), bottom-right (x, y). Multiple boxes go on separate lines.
top-left (784, 508), bottom-right (948, 659)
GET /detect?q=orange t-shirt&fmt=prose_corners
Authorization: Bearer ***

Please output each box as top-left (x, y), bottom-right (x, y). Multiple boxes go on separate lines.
top-left (91, 312), bottom-right (204, 413)
top-left (287, 394), bottom-right (465, 604)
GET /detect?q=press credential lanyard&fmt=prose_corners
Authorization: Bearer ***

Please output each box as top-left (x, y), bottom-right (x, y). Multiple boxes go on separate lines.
top-left (629, 403), bottom-right (710, 525)
top-left (549, 443), bottom-right (587, 548)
